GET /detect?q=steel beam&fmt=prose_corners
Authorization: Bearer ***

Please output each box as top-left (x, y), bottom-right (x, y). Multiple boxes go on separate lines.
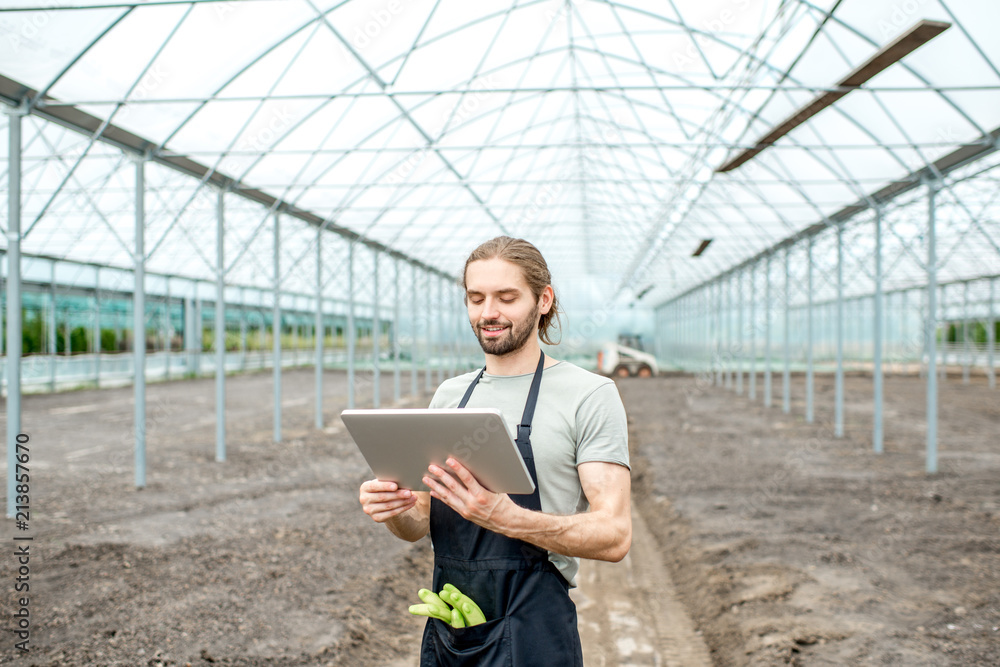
top-left (715, 280), bottom-right (722, 387)
top-left (450, 282), bottom-right (457, 377)
top-left (736, 271), bottom-right (744, 395)
top-left (5, 109), bottom-right (22, 517)
top-left (873, 209), bottom-right (884, 453)
top-left (764, 256), bottom-right (773, 407)
top-left (425, 270), bottom-right (432, 392)
top-left (215, 187), bottom-right (226, 462)
top-left (725, 275), bottom-right (733, 390)
top-left (926, 182), bottom-right (939, 474)
top-left (393, 257), bottom-right (401, 403)
top-left (806, 237), bottom-right (814, 424)
top-left (437, 275), bottom-right (444, 385)
top-left (783, 247), bottom-right (791, 414)
top-left (347, 240), bottom-right (356, 409)
top-left (411, 262), bottom-right (418, 396)
top-left (94, 268), bottom-right (101, 387)
top-left (273, 214), bottom-right (282, 442)
top-left (989, 278), bottom-right (996, 389)
top-left (749, 266), bottom-right (757, 400)
top-left (835, 223), bottom-right (845, 438)
top-left (134, 156), bottom-right (147, 488)
top-left (315, 227), bottom-right (323, 429)
top-left (962, 281), bottom-right (970, 384)
top-left (372, 248), bottom-right (380, 408)
top-left (49, 263), bottom-right (56, 391)
top-left (239, 287), bottom-right (246, 372)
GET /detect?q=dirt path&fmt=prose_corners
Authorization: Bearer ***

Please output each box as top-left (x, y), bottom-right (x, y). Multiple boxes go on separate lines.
top-left (573, 506), bottom-right (713, 666)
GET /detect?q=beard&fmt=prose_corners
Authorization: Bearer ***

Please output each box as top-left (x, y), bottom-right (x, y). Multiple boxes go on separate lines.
top-left (473, 301), bottom-right (540, 357)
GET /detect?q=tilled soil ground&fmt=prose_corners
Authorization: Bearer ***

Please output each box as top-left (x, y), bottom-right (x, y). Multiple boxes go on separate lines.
top-left (0, 364), bottom-right (997, 665)
top-left (622, 370), bottom-right (1000, 666)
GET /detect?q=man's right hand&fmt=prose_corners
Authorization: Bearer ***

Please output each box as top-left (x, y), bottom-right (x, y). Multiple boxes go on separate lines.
top-left (359, 479), bottom-right (431, 542)
top-left (359, 479), bottom-right (417, 523)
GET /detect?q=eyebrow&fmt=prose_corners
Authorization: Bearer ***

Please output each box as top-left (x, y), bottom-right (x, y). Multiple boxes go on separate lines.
top-left (466, 288), bottom-right (521, 297)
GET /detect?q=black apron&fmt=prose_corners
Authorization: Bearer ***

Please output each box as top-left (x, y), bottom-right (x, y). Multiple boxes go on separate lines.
top-left (420, 351), bottom-right (584, 666)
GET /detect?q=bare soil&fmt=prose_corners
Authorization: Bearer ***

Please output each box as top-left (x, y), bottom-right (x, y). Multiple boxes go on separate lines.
top-left (0, 365), bottom-right (996, 665)
top-left (621, 370), bottom-right (1000, 666)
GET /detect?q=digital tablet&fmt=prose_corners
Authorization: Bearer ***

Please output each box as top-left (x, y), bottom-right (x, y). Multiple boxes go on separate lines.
top-left (340, 408), bottom-right (535, 494)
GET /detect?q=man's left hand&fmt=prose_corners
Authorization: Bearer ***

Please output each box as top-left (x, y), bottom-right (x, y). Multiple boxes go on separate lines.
top-left (423, 458), bottom-right (515, 532)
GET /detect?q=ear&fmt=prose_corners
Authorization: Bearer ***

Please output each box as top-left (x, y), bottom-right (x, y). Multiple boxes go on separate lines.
top-left (538, 285), bottom-right (554, 315)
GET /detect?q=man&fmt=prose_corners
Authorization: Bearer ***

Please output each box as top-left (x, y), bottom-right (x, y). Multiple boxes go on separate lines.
top-left (359, 236), bottom-right (631, 665)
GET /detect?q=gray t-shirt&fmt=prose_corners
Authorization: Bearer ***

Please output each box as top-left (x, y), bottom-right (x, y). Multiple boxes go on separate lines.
top-left (428, 360), bottom-right (630, 587)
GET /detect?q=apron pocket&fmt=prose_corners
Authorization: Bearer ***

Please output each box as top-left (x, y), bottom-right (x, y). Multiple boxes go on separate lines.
top-left (424, 616), bottom-right (512, 666)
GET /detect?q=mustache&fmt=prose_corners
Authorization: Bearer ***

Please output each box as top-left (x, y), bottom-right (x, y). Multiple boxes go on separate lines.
top-left (477, 320), bottom-right (511, 328)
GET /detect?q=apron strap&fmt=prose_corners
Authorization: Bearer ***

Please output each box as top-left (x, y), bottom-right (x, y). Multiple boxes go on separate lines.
top-left (516, 350), bottom-right (545, 442)
top-left (457, 367), bottom-right (486, 409)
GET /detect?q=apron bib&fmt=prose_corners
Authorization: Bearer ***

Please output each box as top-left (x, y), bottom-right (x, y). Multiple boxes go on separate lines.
top-left (420, 351), bottom-right (584, 667)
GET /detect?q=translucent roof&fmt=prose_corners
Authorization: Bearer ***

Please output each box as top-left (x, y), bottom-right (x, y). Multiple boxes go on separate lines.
top-left (1, 0), bottom-right (998, 311)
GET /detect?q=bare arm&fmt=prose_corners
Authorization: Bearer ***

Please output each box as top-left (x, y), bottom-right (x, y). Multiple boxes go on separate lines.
top-left (359, 480), bottom-right (430, 542)
top-left (423, 459), bottom-right (632, 562)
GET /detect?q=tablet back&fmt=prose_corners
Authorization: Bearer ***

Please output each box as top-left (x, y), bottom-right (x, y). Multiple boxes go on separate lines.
top-left (340, 408), bottom-right (536, 494)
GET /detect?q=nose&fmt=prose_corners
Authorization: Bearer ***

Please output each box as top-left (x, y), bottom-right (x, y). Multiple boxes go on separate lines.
top-left (481, 297), bottom-right (502, 320)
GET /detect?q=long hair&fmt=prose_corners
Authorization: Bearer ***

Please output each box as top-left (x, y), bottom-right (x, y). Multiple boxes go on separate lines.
top-left (463, 236), bottom-right (562, 345)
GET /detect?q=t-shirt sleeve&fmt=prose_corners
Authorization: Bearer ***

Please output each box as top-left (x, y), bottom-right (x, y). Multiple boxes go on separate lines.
top-left (428, 388), bottom-right (444, 409)
top-left (574, 381), bottom-right (630, 469)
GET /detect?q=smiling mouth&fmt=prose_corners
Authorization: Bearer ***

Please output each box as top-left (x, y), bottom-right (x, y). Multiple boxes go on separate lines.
top-left (480, 325), bottom-right (509, 337)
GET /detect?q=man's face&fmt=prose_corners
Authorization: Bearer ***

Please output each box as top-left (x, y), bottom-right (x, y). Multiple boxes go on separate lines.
top-left (465, 258), bottom-right (545, 357)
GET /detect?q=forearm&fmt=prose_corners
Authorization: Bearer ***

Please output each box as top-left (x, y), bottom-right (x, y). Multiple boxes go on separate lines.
top-left (383, 494), bottom-right (430, 542)
top-left (495, 503), bottom-right (631, 562)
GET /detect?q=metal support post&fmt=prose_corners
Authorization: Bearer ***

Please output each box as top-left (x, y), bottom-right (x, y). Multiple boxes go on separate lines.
top-left (989, 278), bottom-right (996, 389)
top-left (736, 272), bottom-right (744, 394)
top-left (49, 263), bottom-right (56, 391)
top-left (425, 271), bottom-right (432, 392)
top-left (411, 263), bottom-right (418, 396)
top-left (749, 266), bottom-right (757, 400)
top-left (783, 247), bottom-right (791, 414)
top-left (714, 281), bottom-right (722, 387)
top-left (215, 188), bottom-right (226, 462)
top-left (451, 283), bottom-right (458, 377)
top-left (805, 238), bottom-right (814, 423)
top-left (94, 268), bottom-right (101, 387)
top-left (764, 256), bottom-right (772, 407)
top-left (437, 275), bottom-right (444, 385)
top-left (134, 156), bottom-right (147, 488)
top-left (725, 275), bottom-right (733, 390)
top-left (273, 214), bottom-right (282, 442)
top-left (347, 241), bottom-right (356, 409)
top-left (835, 224), bottom-right (845, 438)
top-left (166, 280), bottom-right (174, 379)
top-left (962, 281), bottom-right (970, 385)
top-left (315, 227), bottom-right (323, 429)
top-left (6, 109), bottom-right (23, 516)
top-left (239, 287), bottom-right (246, 372)
top-left (926, 183), bottom-right (939, 474)
top-left (393, 257), bottom-right (401, 403)
top-left (372, 248), bottom-right (380, 408)
top-left (873, 209), bottom-right (884, 453)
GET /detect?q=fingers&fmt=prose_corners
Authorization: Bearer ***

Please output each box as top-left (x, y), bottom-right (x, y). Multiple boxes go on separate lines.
top-left (424, 465), bottom-right (461, 496)
top-left (368, 496), bottom-right (418, 523)
top-left (360, 479), bottom-right (401, 493)
top-left (445, 458), bottom-right (480, 491)
top-left (363, 489), bottom-right (413, 503)
top-left (360, 478), bottom-right (416, 523)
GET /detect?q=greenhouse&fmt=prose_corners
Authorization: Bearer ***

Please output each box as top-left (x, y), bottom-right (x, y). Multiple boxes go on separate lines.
top-left (0, 0), bottom-right (998, 664)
